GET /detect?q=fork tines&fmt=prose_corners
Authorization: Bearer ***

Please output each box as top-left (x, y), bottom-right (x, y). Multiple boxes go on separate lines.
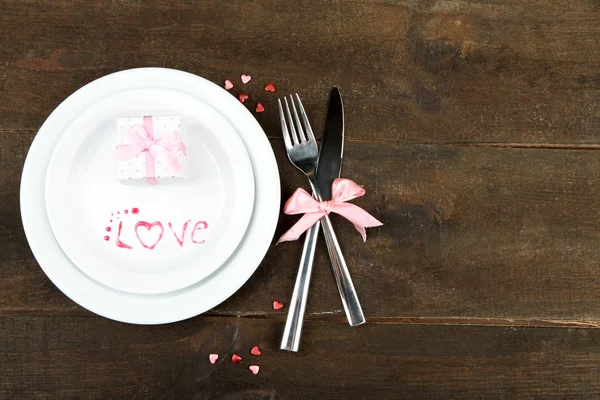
top-left (278, 94), bottom-right (316, 149)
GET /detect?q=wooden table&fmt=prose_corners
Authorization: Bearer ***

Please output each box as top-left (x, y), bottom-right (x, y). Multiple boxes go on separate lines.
top-left (2, 1), bottom-right (600, 398)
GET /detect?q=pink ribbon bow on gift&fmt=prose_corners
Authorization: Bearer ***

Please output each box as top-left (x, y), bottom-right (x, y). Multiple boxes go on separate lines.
top-left (115, 116), bottom-right (187, 185)
top-left (277, 178), bottom-right (383, 244)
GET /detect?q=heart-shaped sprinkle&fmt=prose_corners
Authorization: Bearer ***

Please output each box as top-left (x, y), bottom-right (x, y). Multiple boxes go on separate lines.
top-left (224, 80), bottom-right (234, 90)
top-left (273, 301), bottom-right (284, 310)
top-left (249, 365), bottom-right (260, 375)
top-left (209, 354), bottom-right (218, 364)
top-left (231, 353), bottom-right (243, 363)
top-left (239, 93), bottom-right (249, 103)
top-left (255, 103), bottom-right (265, 113)
top-left (241, 74), bottom-right (252, 84)
top-left (250, 346), bottom-right (261, 356)
top-left (264, 83), bottom-right (276, 92)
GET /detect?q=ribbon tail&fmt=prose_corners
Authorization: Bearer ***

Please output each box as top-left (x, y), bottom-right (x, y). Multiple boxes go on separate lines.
top-left (161, 130), bottom-right (187, 157)
top-left (165, 152), bottom-right (183, 172)
top-left (151, 146), bottom-right (183, 173)
top-left (354, 225), bottom-right (367, 242)
top-left (180, 141), bottom-right (188, 156)
top-left (332, 203), bottom-right (383, 242)
top-left (277, 212), bottom-right (324, 244)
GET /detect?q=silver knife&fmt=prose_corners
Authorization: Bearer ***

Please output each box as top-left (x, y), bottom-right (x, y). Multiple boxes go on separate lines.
top-left (281, 88), bottom-right (364, 352)
top-left (314, 89), bottom-right (365, 327)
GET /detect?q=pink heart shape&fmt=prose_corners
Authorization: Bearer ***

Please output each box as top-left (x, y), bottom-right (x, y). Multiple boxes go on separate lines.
top-left (264, 83), bottom-right (276, 92)
top-left (255, 102), bottom-right (265, 113)
top-left (224, 80), bottom-right (233, 90)
top-left (241, 74), bottom-right (252, 84)
top-left (272, 300), bottom-right (284, 310)
top-left (250, 345), bottom-right (261, 356)
top-left (209, 354), bottom-right (218, 364)
top-left (134, 221), bottom-right (164, 250)
top-left (249, 365), bottom-right (260, 375)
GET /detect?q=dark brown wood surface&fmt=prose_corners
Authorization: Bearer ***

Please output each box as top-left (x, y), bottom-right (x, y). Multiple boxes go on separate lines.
top-left (1, 0), bottom-right (600, 398)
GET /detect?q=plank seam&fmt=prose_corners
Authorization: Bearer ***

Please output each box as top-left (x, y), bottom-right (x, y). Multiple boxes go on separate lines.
top-left (2, 312), bottom-right (600, 329)
top-left (3, 130), bottom-right (600, 150)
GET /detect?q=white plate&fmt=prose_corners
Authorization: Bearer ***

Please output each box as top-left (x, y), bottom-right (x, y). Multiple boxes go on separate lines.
top-left (20, 68), bottom-right (280, 324)
top-left (45, 88), bottom-right (255, 294)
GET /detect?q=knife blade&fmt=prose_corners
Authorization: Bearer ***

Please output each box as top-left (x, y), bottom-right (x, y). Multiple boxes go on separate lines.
top-left (314, 88), bottom-right (365, 326)
top-left (316, 88), bottom-right (344, 199)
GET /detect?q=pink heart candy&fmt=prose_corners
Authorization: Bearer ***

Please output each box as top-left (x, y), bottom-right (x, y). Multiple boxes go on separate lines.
top-left (250, 345), bottom-right (261, 356)
top-left (209, 354), bottom-right (218, 364)
top-left (224, 80), bottom-right (233, 90)
top-left (272, 300), bottom-right (284, 310)
top-left (249, 365), bottom-right (260, 375)
top-left (241, 74), bottom-right (252, 84)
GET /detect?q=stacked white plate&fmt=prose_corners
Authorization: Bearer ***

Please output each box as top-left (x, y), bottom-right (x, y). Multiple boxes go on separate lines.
top-left (20, 68), bottom-right (280, 324)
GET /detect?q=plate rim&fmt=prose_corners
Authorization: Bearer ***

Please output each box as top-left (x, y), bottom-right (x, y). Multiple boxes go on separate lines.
top-left (20, 67), bottom-right (280, 324)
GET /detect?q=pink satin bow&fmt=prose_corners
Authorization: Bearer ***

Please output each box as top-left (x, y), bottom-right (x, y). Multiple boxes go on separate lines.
top-left (277, 178), bottom-right (383, 244)
top-left (115, 116), bottom-right (187, 185)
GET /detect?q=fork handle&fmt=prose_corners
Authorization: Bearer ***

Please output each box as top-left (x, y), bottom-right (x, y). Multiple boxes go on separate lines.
top-left (280, 220), bottom-right (320, 352)
top-left (320, 213), bottom-right (366, 326)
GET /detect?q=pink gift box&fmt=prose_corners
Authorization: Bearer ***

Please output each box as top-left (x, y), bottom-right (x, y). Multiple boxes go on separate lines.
top-left (115, 115), bottom-right (187, 185)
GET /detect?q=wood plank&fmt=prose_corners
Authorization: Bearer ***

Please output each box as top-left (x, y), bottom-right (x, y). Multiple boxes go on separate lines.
top-left (5, 132), bottom-right (600, 321)
top-left (1, 314), bottom-right (600, 399)
top-left (1, 0), bottom-right (599, 143)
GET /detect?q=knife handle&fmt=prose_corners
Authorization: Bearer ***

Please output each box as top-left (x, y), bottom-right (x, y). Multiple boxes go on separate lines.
top-left (280, 220), bottom-right (320, 352)
top-left (320, 214), bottom-right (366, 326)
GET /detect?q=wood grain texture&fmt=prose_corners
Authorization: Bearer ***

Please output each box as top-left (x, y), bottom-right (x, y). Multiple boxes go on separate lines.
top-left (1, 315), bottom-right (600, 399)
top-left (0, 0), bottom-right (599, 143)
top-left (4, 132), bottom-right (600, 323)
top-left (3, 1), bottom-right (600, 398)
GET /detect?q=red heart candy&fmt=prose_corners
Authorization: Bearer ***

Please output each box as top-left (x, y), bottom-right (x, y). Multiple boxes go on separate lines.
top-left (264, 83), bottom-right (276, 92)
top-left (272, 301), bottom-right (284, 310)
top-left (224, 80), bottom-right (233, 90)
top-left (241, 74), bottom-right (252, 84)
top-left (250, 346), bottom-right (261, 356)
top-left (231, 353), bottom-right (242, 363)
top-left (255, 103), bottom-right (265, 113)
top-left (249, 365), bottom-right (260, 375)
top-left (239, 93), bottom-right (249, 103)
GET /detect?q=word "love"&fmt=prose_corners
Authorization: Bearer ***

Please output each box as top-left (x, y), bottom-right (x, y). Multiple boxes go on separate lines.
top-left (112, 220), bottom-right (208, 250)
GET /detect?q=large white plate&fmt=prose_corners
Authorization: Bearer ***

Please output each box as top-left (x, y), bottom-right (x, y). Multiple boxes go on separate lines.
top-left (45, 88), bottom-right (255, 294)
top-left (20, 68), bottom-right (280, 324)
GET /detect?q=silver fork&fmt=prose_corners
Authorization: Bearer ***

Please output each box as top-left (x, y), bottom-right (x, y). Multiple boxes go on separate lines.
top-left (278, 94), bottom-right (365, 328)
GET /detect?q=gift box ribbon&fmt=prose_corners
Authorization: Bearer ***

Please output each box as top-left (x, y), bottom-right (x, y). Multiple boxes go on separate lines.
top-left (277, 178), bottom-right (383, 243)
top-left (115, 116), bottom-right (187, 185)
